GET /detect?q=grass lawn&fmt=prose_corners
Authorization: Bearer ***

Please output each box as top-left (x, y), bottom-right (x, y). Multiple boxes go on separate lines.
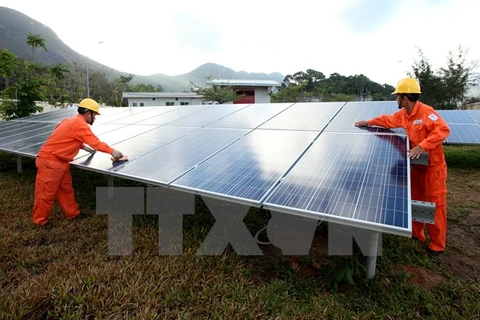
top-left (1, 147), bottom-right (479, 319)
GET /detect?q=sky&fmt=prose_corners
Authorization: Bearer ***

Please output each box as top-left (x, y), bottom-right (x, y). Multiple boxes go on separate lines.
top-left (1, 0), bottom-right (479, 86)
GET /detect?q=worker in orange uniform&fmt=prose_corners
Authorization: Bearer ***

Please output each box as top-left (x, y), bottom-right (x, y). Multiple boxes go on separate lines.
top-left (33, 98), bottom-right (124, 226)
top-left (354, 77), bottom-right (450, 256)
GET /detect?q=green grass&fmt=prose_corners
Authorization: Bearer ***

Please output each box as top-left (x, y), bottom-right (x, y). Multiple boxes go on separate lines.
top-left (1, 150), bottom-right (479, 319)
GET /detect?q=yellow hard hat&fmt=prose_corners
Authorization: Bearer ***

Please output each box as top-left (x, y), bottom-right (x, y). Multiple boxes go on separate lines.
top-left (392, 77), bottom-right (421, 95)
top-left (78, 98), bottom-right (101, 115)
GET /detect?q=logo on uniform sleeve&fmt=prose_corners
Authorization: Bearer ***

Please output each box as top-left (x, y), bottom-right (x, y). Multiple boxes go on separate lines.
top-left (413, 119), bottom-right (423, 125)
top-left (428, 113), bottom-right (438, 121)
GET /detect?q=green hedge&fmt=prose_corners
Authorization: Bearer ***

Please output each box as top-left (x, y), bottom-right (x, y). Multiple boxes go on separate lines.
top-left (444, 145), bottom-right (480, 169)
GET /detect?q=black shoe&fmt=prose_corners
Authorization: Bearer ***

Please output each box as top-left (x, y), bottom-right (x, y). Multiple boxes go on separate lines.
top-left (72, 212), bottom-right (89, 220)
top-left (426, 248), bottom-right (443, 257)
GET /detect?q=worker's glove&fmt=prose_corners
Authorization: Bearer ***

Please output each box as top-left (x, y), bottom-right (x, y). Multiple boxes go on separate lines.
top-left (83, 145), bottom-right (96, 153)
top-left (111, 149), bottom-right (123, 160)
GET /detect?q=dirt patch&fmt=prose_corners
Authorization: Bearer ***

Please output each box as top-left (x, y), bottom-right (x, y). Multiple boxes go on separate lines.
top-left (392, 264), bottom-right (449, 290)
top-left (439, 170), bottom-right (480, 280)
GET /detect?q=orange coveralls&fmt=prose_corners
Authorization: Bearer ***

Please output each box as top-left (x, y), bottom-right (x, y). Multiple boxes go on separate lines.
top-left (33, 115), bottom-right (114, 225)
top-left (368, 101), bottom-right (450, 251)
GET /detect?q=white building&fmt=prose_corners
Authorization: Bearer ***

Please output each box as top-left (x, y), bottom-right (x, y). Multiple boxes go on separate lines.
top-left (122, 79), bottom-right (281, 107)
top-left (206, 79), bottom-right (281, 104)
top-left (122, 92), bottom-right (203, 107)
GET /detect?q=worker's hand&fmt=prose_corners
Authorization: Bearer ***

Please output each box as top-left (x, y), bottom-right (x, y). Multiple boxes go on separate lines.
top-left (82, 145), bottom-right (96, 153)
top-left (111, 149), bottom-right (123, 160)
top-left (408, 145), bottom-right (424, 159)
top-left (354, 120), bottom-right (369, 127)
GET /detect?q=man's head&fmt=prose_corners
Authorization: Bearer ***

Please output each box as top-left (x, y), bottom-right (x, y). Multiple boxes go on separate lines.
top-left (78, 98), bottom-right (101, 125)
top-left (392, 77), bottom-right (421, 112)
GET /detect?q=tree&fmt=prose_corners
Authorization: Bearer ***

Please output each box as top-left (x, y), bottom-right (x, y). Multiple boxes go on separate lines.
top-left (127, 83), bottom-right (164, 92)
top-left (0, 62), bottom-right (45, 119)
top-left (0, 49), bottom-right (19, 89)
top-left (26, 33), bottom-right (47, 60)
top-left (410, 49), bottom-right (443, 107)
top-left (195, 85), bottom-right (244, 104)
top-left (110, 74), bottom-right (133, 107)
top-left (46, 63), bottom-right (70, 105)
top-left (438, 46), bottom-right (475, 109)
top-left (410, 47), bottom-right (476, 109)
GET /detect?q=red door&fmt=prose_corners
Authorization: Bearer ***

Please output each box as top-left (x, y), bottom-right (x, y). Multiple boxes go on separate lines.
top-left (234, 88), bottom-right (255, 104)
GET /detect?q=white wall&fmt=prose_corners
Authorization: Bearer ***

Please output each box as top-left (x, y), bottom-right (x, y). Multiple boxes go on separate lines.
top-left (128, 97), bottom-right (203, 107)
top-left (254, 87), bottom-right (271, 103)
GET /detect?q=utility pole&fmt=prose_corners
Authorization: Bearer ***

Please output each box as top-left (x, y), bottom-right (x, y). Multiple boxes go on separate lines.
top-left (87, 64), bottom-right (90, 97)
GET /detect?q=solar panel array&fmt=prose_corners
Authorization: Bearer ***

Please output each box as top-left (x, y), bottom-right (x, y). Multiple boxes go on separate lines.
top-left (436, 110), bottom-right (480, 144)
top-left (1, 102), bottom-right (479, 237)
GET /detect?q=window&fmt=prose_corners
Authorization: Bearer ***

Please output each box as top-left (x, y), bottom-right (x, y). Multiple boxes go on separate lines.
top-left (152, 98), bottom-right (156, 101)
top-left (166, 102), bottom-right (175, 106)
top-left (132, 103), bottom-right (137, 107)
top-left (180, 102), bottom-right (190, 106)
top-left (140, 103), bottom-right (145, 107)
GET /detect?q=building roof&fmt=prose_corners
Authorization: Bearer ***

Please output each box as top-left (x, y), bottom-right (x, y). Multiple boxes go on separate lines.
top-left (206, 79), bottom-right (281, 87)
top-left (122, 92), bottom-right (201, 98)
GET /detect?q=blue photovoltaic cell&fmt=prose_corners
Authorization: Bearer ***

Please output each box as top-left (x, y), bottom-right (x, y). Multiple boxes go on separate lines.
top-left (263, 132), bottom-right (410, 236)
top-left (93, 124), bottom-right (158, 146)
top-left (0, 121), bottom-right (38, 135)
top-left (16, 109), bottom-right (78, 123)
top-left (166, 104), bottom-right (250, 127)
top-left (112, 127), bottom-right (250, 184)
top-left (0, 122), bottom-right (52, 137)
top-left (106, 107), bottom-right (181, 124)
top-left (0, 121), bottom-right (19, 132)
top-left (0, 124), bottom-right (56, 150)
top-left (325, 101), bottom-right (406, 135)
top-left (72, 124), bottom-right (159, 161)
top-left (445, 123), bottom-right (480, 144)
top-left (94, 107), bottom-right (157, 124)
top-left (72, 126), bottom-right (198, 171)
top-left (136, 105), bottom-right (212, 126)
top-left (260, 102), bottom-right (344, 131)
top-left (436, 110), bottom-right (477, 124)
top-left (468, 110), bottom-right (480, 124)
top-left (206, 103), bottom-right (293, 129)
top-left (89, 123), bottom-right (128, 136)
top-left (170, 129), bottom-right (318, 204)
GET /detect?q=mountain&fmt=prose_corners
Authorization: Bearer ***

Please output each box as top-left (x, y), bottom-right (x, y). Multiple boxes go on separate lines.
top-left (0, 7), bottom-right (284, 91)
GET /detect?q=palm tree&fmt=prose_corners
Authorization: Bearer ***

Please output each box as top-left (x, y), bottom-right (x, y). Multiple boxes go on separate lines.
top-left (50, 63), bottom-right (69, 81)
top-left (26, 33), bottom-right (47, 60)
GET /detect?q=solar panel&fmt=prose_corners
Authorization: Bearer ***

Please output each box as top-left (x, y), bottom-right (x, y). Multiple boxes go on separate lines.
top-left (263, 132), bottom-right (410, 236)
top-left (0, 122), bottom-right (53, 137)
top-left (72, 126), bottom-right (198, 172)
top-left (325, 101), bottom-right (406, 135)
top-left (260, 102), bottom-right (345, 131)
top-left (112, 127), bottom-right (250, 185)
top-left (436, 110), bottom-right (477, 124)
top-left (97, 106), bottom-right (179, 124)
top-left (94, 107), bottom-right (169, 124)
top-left (468, 110), bottom-right (480, 124)
top-left (0, 124), bottom-right (56, 149)
top-left (3, 102), bottom-right (480, 242)
top-left (444, 123), bottom-right (480, 144)
top-left (166, 104), bottom-right (250, 127)
top-left (136, 105), bottom-right (213, 125)
top-left (170, 129), bottom-right (318, 205)
top-left (206, 103), bottom-right (293, 129)
top-left (0, 121), bottom-right (21, 134)
top-left (15, 109), bottom-right (78, 123)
